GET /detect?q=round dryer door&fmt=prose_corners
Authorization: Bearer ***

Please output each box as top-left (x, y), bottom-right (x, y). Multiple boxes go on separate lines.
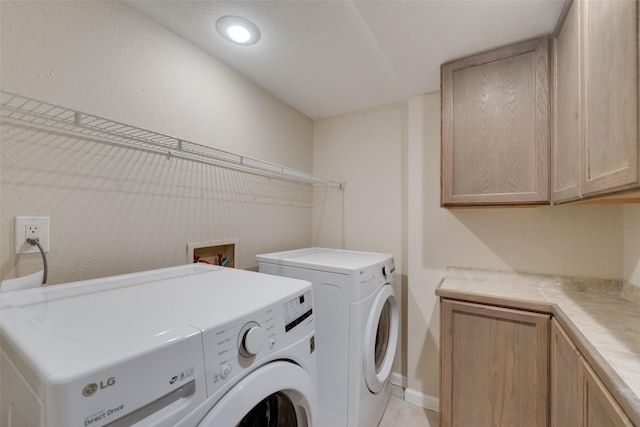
top-left (197, 361), bottom-right (317, 427)
top-left (363, 284), bottom-right (399, 394)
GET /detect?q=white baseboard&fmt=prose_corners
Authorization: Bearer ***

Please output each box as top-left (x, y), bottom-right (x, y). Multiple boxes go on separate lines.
top-left (404, 388), bottom-right (439, 413)
top-left (390, 372), bottom-right (406, 388)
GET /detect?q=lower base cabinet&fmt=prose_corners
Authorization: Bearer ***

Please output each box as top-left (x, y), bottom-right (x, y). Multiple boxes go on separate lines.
top-left (441, 299), bottom-right (635, 427)
top-left (550, 317), bottom-right (583, 426)
top-left (551, 319), bottom-right (633, 427)
top-left (440, 299), bottom-right (550, 427)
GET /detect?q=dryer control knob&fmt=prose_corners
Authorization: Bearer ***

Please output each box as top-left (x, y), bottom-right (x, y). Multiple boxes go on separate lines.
top-left (242, 326), bottom-right (267, 356)
top-left (382, 264), bottom-right (395, 278)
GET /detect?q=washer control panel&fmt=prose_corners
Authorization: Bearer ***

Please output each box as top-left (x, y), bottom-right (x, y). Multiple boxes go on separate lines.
top-left (284, 290), bottom-right (312, 332)
top-left (201, 290), bottom-right (314, 398)
top-left (353, 256), bottom-right (395, 301)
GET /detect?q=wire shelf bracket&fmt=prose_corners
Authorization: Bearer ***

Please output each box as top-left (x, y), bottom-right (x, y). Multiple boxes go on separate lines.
top-left (0, 90), bottom-right (345, 189)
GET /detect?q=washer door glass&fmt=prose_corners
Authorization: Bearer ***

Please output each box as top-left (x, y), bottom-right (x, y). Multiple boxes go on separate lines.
top-left (238, 392), bottom-right (296, 427)
top-left (363, 284), bottom-right (399, 394)
top-left (197, 361), bottom-right (316, 427)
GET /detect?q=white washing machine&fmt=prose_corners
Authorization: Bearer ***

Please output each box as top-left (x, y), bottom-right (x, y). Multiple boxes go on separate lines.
top-left (257, 248), bottom-right (399, 427)
top-left (0, 264), bottom-right (317, 427)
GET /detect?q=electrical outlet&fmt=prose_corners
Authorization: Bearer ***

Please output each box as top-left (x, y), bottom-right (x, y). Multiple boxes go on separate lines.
top-left (15, 217), bottom-right (49, 254)
top-left (26, 224), bottom-right (40, 241)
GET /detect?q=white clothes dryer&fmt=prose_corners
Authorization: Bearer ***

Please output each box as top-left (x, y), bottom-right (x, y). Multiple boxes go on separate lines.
top-left (257, 248), bottom-right (399, 427)
top-left (1, 264), bottom-right (317, 427)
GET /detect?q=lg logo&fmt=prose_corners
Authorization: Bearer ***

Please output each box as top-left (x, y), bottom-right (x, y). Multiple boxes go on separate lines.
top-left (82, 377), bottom-right (116, 397)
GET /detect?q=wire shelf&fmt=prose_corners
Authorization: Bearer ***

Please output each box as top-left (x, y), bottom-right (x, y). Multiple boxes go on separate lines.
top-left (0, 91), bottom-right (344, 188)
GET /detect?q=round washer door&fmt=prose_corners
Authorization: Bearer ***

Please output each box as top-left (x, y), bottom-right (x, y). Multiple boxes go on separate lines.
top-left (363, 284), bottom-right (399, 394)
top-left (197, 361), bottom-right (317, 427)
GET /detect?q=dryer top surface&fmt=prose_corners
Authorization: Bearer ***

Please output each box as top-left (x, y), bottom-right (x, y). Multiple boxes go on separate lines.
top-left (256, 248), bottom-right (393, 275)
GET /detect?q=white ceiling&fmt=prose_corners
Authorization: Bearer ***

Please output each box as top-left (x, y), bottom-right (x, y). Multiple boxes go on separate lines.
top-left (128, 0), bottom-right (565, 119)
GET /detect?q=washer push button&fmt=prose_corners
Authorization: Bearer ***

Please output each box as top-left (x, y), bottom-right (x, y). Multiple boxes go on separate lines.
top-left (220, 364), bottom-right (232, 379)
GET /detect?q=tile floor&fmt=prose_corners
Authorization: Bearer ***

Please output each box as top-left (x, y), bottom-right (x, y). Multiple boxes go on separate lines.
top-left (378, 394), bottom-right (440, 427)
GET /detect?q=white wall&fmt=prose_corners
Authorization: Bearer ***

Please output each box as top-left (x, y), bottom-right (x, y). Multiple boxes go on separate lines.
top-left (0, 1), bottom-right (311, 169)
top-left (314, 92), bottom-right (626, 410)
top-left (313, 102), bottom-right (406, 260)
top-left (1, 1), bottom-right (315, 284)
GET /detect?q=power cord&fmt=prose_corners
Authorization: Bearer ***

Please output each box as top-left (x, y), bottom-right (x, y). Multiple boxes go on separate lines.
top-left (26, 238), bottom-right (48, 285)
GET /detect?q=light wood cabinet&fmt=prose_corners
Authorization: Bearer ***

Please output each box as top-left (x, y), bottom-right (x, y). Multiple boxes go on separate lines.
top-left (583, 356), bottom-right (634, 426)
top-left (552, 0), bottom-right (639, 203)
top-left (582, 0), bottom-right (638, 197)
top-left (442, 0), bottom-right (639, 206)
top-left (440, 299), bottom-right (550, 427)
top-left (441, 37), bottom-right (550, 206)
top-left (551, 318), bottom-right (584, 426)
top-left (443, 303), bottom-right (635, 427)
top-left (551, 319), bottom-right (633, 427)
top-left (552, 0), bottom-right (581, 202)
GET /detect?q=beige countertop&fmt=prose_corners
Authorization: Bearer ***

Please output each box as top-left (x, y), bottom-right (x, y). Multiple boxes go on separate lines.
top-left (436, 267), bottom-right (640, 426)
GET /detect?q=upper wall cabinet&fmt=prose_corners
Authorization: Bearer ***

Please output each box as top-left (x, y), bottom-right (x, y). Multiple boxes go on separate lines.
top-left (441, 37), bottom-right (550, 206)
top-left (552, 0), bottom-right (581, 202)
top-left (552, 0), bottom-right (639, 203)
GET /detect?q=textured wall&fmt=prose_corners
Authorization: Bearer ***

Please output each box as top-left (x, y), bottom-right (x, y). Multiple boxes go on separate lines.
top-left (1, 122), bottom-right (314, 284)
top-left (313, 102), bottom-right (406, 261)
top-left (0, 1), bottom-right (315, 284)
top-left (0, 1), bottom-right (312, 169)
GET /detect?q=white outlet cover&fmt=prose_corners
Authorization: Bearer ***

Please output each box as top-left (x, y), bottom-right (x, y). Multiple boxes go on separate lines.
top-left (15, 216), bottom-right (50, 254)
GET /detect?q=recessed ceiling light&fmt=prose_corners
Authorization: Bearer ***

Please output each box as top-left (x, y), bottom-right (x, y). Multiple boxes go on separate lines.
top-left (216, 16), bottom-right (261, 46)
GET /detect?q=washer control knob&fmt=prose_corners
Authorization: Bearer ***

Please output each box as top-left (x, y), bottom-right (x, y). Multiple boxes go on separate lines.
top-left (220, 364), bottom-right (232, 379)
top-left (382, 265), bottom-right (388, 277)
top-left (269, 336), bottom-right (277, 349)
top-left (242, 325), bottom-right (266, 356)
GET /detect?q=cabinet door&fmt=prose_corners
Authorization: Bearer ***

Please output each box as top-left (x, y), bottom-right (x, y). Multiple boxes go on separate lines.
top-left (440, 299), bottom-right (550, 427)
top-left (583, 360), bottom-right (634, 427)
top-left (581, 0), bottom-right (638, 196)
top-left (550, 319), bottom-right (583, 427)
top-left (552, 0), bottom-right (582, 203)
top-left (441, 37), bottom-right (550, 206)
